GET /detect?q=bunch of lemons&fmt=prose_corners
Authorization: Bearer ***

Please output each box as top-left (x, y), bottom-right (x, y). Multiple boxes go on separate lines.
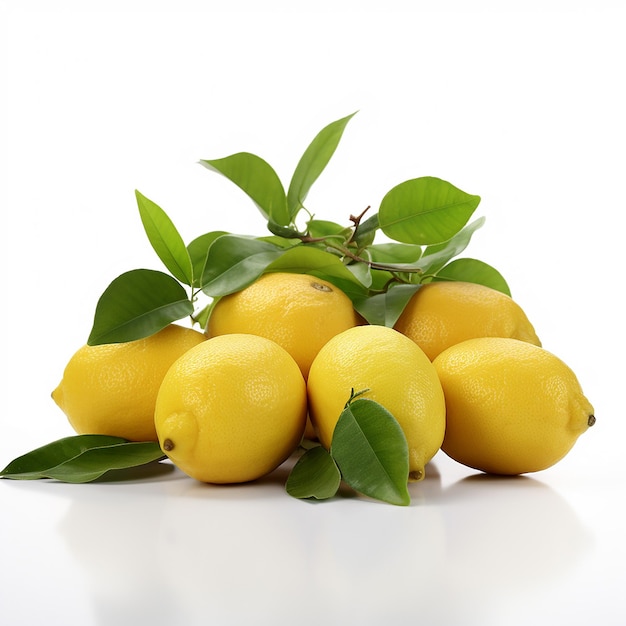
top-left (52, 273), bottom-right (595, 485)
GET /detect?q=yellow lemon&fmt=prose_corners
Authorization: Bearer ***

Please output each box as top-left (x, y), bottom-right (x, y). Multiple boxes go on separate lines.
top-left (307, 324), bottom-right (446, 481)
top-left (394, 281), bottom-right (541, 361)
top-left (206, 272), bottom-right (361, 379)
top-left (154, 333), bottom-right (307, 484)
top-left (433, 337), bottom-right (595, 475)
top-left (51, 324), bottom-right (207, 441)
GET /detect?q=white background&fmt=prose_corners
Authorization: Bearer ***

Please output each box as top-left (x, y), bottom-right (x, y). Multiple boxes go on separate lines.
top-left (1, 2), bottom-right (624, 625)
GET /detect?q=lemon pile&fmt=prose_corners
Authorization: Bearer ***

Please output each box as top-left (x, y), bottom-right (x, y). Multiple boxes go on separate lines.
top-left (52, 273), bottom-right (595, 485)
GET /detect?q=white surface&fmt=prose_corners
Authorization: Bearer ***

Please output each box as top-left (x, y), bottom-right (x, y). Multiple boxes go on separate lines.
top-left (1, 2), bottom-right (624, 625)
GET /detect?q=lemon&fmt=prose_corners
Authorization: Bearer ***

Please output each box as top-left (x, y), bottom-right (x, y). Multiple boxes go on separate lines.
top-left (307, 324), bottom-right (446, 481)
top-left (394, 281), bottom-right (541, 361)
top-left (206, 272), bottom-right (361, 379)
top-left (433, 337), bottom-right (595, 475)
top-left (154, 333), bottom-right (307, 484)
top-left (51, 324), bottom-right (207, 441)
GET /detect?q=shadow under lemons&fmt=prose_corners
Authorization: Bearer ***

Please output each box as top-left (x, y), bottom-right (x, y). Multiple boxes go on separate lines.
top-left (279, 461), bottom-right (447, 622)
top-left (55, 457), bottom-right (314, 624)
top-left (153, 482), bottom-right (317, 622)
top-left (431, 472), bottom-right (593, 622)
top-left (56, 483), bottom-right (185, 625)
top-left (151, 458), bottom-right (448, 623)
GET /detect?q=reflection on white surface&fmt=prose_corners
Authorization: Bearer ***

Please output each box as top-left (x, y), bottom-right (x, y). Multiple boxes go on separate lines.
top-left (8, 455), bottom-right (592, 626)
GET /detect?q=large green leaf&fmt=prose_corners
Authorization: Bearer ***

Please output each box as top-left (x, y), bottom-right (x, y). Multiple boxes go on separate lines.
top-left (331, 398), bottom-right (410, 506)
top-left (0, 435), bottom-right (166, 483)
top-left (87, 269), bottom-right (193, 345)
top-left (201, 235), bottom-right (284, 297)
top-left (199, 152), bottom-right (289, 226)
top-left (378, 176), bottom-right (481, 244)
top-left (287, 112), bottom-right (356, 218)
top-left (135, 190), bottom-right (193, 285)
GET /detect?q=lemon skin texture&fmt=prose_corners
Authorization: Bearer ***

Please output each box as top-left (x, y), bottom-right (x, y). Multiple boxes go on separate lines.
top-left (307, 325), bottom-right (446, 481)
top-left (208, 271), bottom-right (360, 441)
top-left (207, 272), bottom-right (361, 379)
top-left (51, 324), bottom-right (207, 441)
top-left (394, 281), bottom-right (541, 361)
top-left (433, 337), bottom-right (595, 475)
top-left (154, 333), bottom-right (307, 484)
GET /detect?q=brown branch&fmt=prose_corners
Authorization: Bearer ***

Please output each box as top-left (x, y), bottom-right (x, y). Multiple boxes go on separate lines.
top-left (349, 205), bottom-right (371, 228)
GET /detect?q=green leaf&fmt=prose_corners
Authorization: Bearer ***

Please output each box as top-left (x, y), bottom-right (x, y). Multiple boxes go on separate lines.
top-left (352, 283), bottom-right (421, 327)
top-left (434, 258), bottom-right (511, 296)
top-left (135, 190), bottom-right (194, 285)
top-left (287, 112), bottom-right (356, 219)
top-left (266, 221), bottom-right (302, 239)
top-left (265, 245), bottom-right (368, 300)
top-left (330, 398), bottom-right (410, 506)
top-left (88, 269), bottom-right (193, 345)
top-left (306, 219), bottom-right (350, 241)
top-left (368, 242), bottom-right (422, 264)
top-left (418, 217), bottom-right (486, 275)
top-left (0, 435), bottom-right (165, 483)
top-left (192, 301), bottom-right (214, 330)
top-left (285, 446), bottom-right (341, 500)
top-left (257, 235), bottom-right (303, 249)
top-left (201, 235), bottom-right (284, 297)
top-left (378, 176), bottom-right (481, 245)
top-left (200, 153), bottom-right (289, 226)
top-left (345, 259), bottom-right (373, 288)
top-left (187, 231), bottom-right (228, 288)
top-left (368, 267), bottom-right (395, 291)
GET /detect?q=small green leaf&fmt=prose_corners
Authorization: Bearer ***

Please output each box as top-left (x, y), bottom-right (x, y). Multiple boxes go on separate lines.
top-left (352, 283), bottom-right (421, 327)
top-left (201, 235), bottom-right (284, 296)
top-left (330, 398), bottom-right (410, 506)
top-left (419, 217), bottom-right (485, 275)
top-left (285, 446), bottom-right (341, 500)
top-left (135, 190), bottom-right (194, 285)
top-left (88, 269), bottom-right (193, 345)
top-left (434, 257), bottom-right (511, 296)
top-left (200, 153), bottom-right (289, 226)
top-left (287, 112), bottom-right (356, 219)
top-left (379, 176), bottom-right (481, 245)
top-left (0, 435), bottom-right (165, 483)
top-left (187, 231), bottom-right (228, 287)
